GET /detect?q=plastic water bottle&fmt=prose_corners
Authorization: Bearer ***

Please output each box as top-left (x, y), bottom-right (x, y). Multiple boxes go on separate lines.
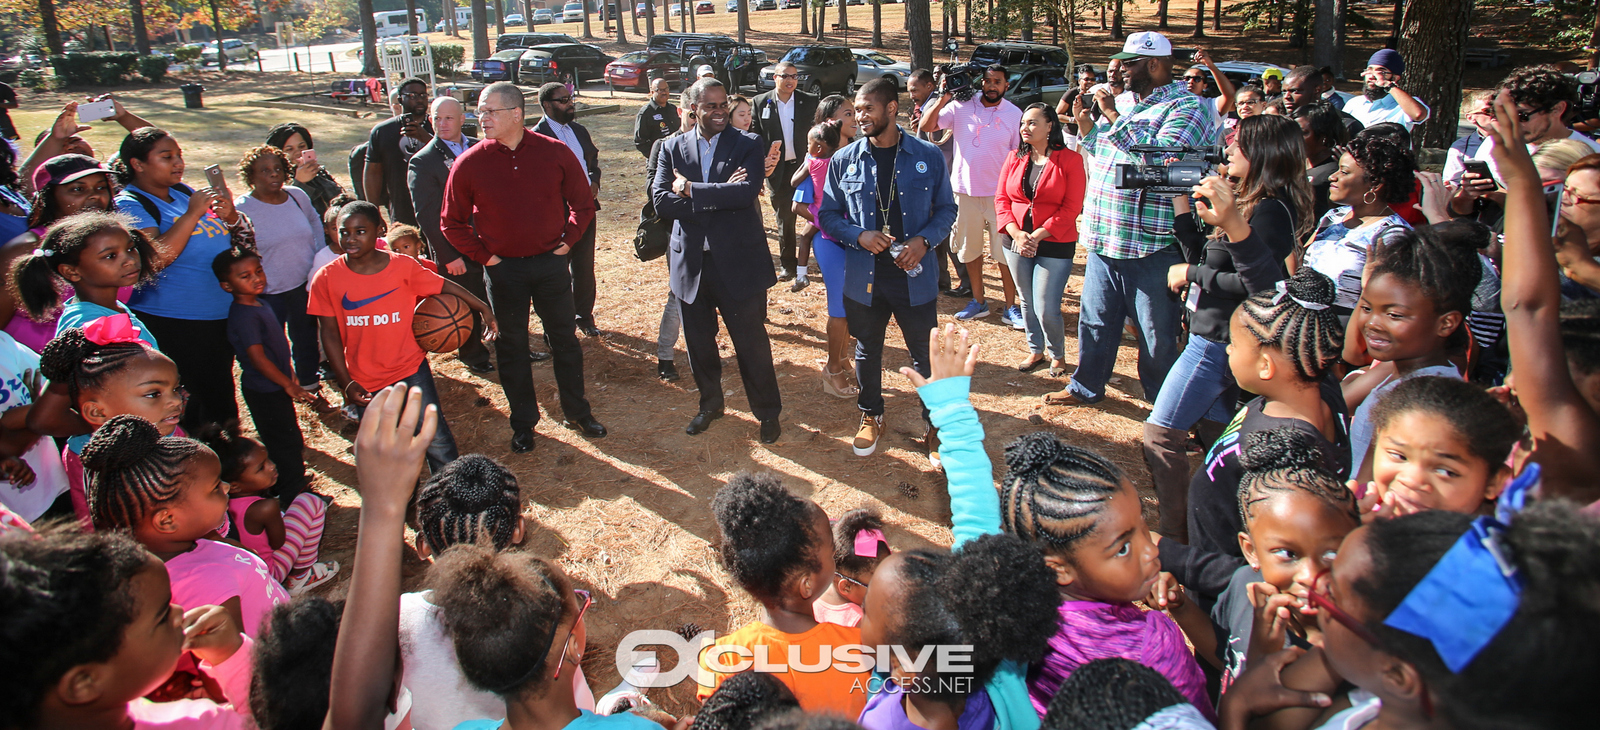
top-left (889, 242), bottom-right (923, 277)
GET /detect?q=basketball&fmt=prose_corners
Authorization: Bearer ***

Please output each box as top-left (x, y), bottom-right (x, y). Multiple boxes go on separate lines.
top-left (413, 293), bottom-right (473, 353)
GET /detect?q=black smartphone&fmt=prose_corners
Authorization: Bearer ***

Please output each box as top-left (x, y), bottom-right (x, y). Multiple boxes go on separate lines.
top-left (1463, 160), bottom-right (1498, 189)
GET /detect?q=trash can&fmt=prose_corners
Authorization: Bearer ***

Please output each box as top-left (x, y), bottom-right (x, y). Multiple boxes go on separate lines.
top-left (181, 83), bottom-right (204, 109)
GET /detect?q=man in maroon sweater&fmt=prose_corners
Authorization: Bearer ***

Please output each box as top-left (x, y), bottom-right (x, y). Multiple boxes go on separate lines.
top-left (441, 81), bottom-right (606, 453)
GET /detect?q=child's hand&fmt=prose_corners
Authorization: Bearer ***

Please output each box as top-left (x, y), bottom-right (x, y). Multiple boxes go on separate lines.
top-left (1146, 571), bottom-right (1186, 612)
top-left (286, 383), bottom-right (317, 405)
top-left (1216, 647), bottom-right (1332, 730)
top-left (0, 456), bottom-right (35, 488)
top-left (342, 381), bottom-right (374, 408)
top-left (902, 324), bottom-right (978, 387)
top-left (1246, 582), bottom-right (1300, 665)
top-left (182, 604), bottom-right (244, 667)
top-left (353, 385), bottom-right (437, 518)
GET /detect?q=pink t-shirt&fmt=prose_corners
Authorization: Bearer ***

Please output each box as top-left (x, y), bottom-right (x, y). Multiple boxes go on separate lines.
top-left (226, 495), bottom-right (273, 559)
top-left (166, 538), bottom-right (288, 637)
top-left (1027, 600), bottom-right (1215, 720)
top-left (129, 635), bottom-right (254, 730)
top-left (812, 598), bottom-right (863, 627)
top-left (936, 97), bottom-right (1022, 197)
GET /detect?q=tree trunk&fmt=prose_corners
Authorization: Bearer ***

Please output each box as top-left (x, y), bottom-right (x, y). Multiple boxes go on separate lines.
top-left (737, 0), bottom-right (748, 41)
top-left (470, 0), bottom-right (490, 62)
top-left (1112, 0), bottom-right (1123, 38)
top-left (210, 0), bottom-right (227, 71)
top-left (1397, 0), bottom-right (1470, 148)
top-left (840, 0), bottom-right (849, 31)
top-left (1388, 0), bottom-right (1402, 48)
top-left (1290, 0), bottom-right (1309, 47)
top-left (632, 0), bottom-right (642, 36)
top-left (872, 0), bottom-right (882, 47)
top-left (447, 0), bottom-right (459, 37)
top-left (1099, 2), bottom-right (1106, 31)
top-left (1592, 0), bottom-right (1600, 68)
top-left (496, 0), bottom-right (507, 35)
top-left (662, 0), bottom-right (671, 31)
top-left (965, 0), bottom-right (972, 43)
top-left (1212, 0), bottom-right (1220, 30)
top-left (1335, 0), bottom-right (1348, 75)
top-left (688, 0), bottom-right (696, 32)
top-left (104, 26), bottom-right (114, 51)
top-left (816, 0), bottom-right (826, 40)
top-left (645, 0), bottom-right (655, 42)
top-left (801, 0), bottom-right (810, 35)
top-left (406, 0), bottom-right (419, 34)
top-left (38, 0), bottom-right (63, 55)
top-left (1313, 0), bottom-right (1335, 69)
top-left (616, 0), bottom-right (628, 42)
top-left (1194, 0), bottom-right (1204, 37)
top-left (1157, 0), bottom-right (1169, 28)
top-left (1021, 0), bottom-right (1034, 41)
top-left (129, 0), bottom-right (151, 55)
top-left (908, 0), bottom-right (933, 69)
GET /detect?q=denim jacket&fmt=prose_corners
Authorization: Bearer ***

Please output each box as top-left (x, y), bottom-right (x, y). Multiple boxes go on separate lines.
top-left (819, 129), bottom-right (958, 307)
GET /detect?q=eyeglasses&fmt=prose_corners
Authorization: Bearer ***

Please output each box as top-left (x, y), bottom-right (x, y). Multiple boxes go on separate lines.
top-left (552, 588), bottom-right (592, 679)
top-left (1307, 572), bottom-right (1435, 718)
top-left (477, 106), bottom-right (518, 117)
top-left (1563, 187), bottom-right (1600, 205)
top-left (1183, 75), bottom-right (1206, 82)
top-left (548, 96), bottom-right (573, 105)
top-left (775, 72), bottom-right (799, 79)
top-left (1516, 106), bottom-right (1553, 122)
top-left (1237, 98), bottom-right (1263, 106)
top-left (834, 571), bottom-right (868, 589)
top-left (400, 91), bottom-right (429, 99)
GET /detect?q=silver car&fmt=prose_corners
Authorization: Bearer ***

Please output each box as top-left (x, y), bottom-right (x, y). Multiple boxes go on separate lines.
top-left (201, 39), bottom-right (257, 65)
top-left (853, 49), bottom-right (910, 90)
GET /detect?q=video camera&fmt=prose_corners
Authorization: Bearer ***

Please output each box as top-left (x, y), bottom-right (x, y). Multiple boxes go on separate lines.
top-left (1114, 144), bottom-right (1227, 195)
top-left (1571, 70), bottom-right (1600, 121)
top-left (936, 62), bottom-right (984, 103)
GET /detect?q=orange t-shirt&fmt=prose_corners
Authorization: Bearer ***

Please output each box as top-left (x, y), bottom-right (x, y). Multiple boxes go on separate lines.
top-left (307, 252), bottom-right (445, 391)
top-left (696, 621), bottom-right (867, 719)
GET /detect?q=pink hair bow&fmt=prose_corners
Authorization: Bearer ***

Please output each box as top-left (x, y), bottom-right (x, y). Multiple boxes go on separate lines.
top-left (82, 313), bottom-right (145, 347)
top-left (854, 528), bottom-right (887, 558)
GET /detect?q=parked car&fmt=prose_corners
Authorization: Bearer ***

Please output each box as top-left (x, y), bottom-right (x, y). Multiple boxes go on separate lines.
top-left (852, 48), bottom-right (910, 90)
top-left (531, 8), bottom-right (555, 23)
top-left (675, 38), bottom-right (768, 91)
top-left (505, 13), bottom-right (526, 24)
top-left (471, 48), bottom-right (532, 83)
top-left (606, 50), bottom-right (684, 89)
top-left (779, 0), bottom-right (804, 7)
top-left (764, 45), bottom-right (855, 95)
top-left (496, 32), bottom-right (582, 52)
top-left (515, 43), bottom-right (614, 85)
top-left (755, 0), bottom-right (778, 8)
top-left (1004, 66), bottom-right (1073, 108)
top-left (669, 2), bottom-right (684, 15)
top-left (968, 41), bottom-right (1071, 72)
top-left (637, 2), bottom-right (657, 16)
top-left (1211, 60), bottom-right (1288, 88)
top-left (562, 2), bottom-right (585, 22)
top-left (696, 0), bottom-right (715, 12)
top-left (200, 39), bottom-right (258, 65)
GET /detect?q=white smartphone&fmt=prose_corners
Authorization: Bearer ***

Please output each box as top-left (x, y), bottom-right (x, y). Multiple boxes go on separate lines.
top-left (77, 99), bottom-right (116, 123)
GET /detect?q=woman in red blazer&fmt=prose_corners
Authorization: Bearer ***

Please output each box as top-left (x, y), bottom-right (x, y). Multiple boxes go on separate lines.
top-left (995, 103), bottom-right (1087, 377)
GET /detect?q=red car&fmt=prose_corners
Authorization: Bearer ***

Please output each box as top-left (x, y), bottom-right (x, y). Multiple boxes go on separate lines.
top-left (605, 50), bottom-right (683, 90)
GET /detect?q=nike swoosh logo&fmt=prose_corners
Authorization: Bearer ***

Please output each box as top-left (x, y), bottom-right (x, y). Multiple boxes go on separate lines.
top-left (342, 289), bottom-right (398, 310)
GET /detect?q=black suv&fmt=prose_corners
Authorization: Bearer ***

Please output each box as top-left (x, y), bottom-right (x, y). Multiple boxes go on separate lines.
top-left (515, 43), bottom-right (615, 85)
top-left (496, 32), bottom-right (581, 52)
top-left (654, 35), bottom-right (768, 92)
top-left (776, 45), bottom-right (856, 96)
top-left (646, 32), bottom-right (726, 55)
top-left (968, 41), bottom-right (1071, 72)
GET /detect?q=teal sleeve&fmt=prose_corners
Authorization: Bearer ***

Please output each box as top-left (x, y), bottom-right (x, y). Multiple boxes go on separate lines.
top-left (918, 376), bottom-right (999, 548)
top-left (988, 661), bottom-right (1041, 730)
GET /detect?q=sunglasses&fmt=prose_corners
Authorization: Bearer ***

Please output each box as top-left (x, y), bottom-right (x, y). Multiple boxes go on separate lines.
top-left (553, 588), bottom-right (593, 679)
top-left (1516, 106), bottom-right (1553, 122)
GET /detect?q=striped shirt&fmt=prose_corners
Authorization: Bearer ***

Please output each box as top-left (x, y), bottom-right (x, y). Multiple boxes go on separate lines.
top-left (937, 96), bottom-right (1023, 197)
top-left (1079, 82), bottom-right (1218, 260)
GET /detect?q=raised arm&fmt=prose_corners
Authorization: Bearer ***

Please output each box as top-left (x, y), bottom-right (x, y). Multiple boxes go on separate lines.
top-left (1196, 49), bottom-right (1236, 115)
top-left (1487, 89), bottom-right (1600, 504)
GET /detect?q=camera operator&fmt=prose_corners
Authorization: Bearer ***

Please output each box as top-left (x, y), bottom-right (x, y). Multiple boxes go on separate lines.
top-left (1044, 31), bottom-right (1217, 409)
top-left (1143, 114), bottom-right (1313, 542)
top-left (1450, 66), bottom-right (1600, 217)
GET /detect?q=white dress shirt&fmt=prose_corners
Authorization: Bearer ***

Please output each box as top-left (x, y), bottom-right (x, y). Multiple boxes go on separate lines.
top-left (775, 93), bottom-right (796, 161)
top-left (546, 119), bottom-right (589, 179)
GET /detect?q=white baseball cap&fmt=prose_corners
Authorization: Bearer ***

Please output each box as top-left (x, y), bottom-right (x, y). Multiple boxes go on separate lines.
top-left (1112, 31), bottom-right (1173, 60)
top-left (696, 65), bottom-right (716, 78)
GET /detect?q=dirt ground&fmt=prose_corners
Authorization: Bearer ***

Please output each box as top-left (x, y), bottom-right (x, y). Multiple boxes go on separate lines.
top-left (9, 3), bottom-right (1577, 714)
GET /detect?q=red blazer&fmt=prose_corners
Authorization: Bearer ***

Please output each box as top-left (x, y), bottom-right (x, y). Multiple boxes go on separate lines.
top-left (994, 146), bottom-right (1087, 243)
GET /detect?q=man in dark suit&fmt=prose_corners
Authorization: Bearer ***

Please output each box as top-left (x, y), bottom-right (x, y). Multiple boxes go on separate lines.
top-left (751, 61), bottom-right (819, 284)
top-left (651, 78), bottom-right (782, 444)
top-left (533, 82), bottom-right (604, 337)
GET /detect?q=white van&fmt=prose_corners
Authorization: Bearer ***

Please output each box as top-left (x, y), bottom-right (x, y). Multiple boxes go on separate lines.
top-left (562, 2), bottom-right (585, 22)
top-left (373, 9), bottom-right (427, 37)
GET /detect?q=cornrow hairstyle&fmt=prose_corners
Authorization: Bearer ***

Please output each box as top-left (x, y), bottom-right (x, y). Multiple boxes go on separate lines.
top-left (1235, 267), bottom-right (1343, 381)
top-left (250, 596), bottom-right (344, 730)
top-left (1342, 132), bottom-right (1416, 204)
top-left (37, 326), bottom-right (162, 401)
top-left (1040, 658), bottom-right (1190, 730)
top-left (754, 710), bottom-right (867, 730)
top-left (0, 523), bottom-right (152, 729)
top-left (415, 454), bottom-right (521, 554)
top-left (10, 210), bottom-right (158, 321)
top-left (1236, 427), bottom-right (1358, 527)
top-left (337, 199), bottom-right (385, 229)
top-left (81, 414), bottom-right (205, 531)
top-left (429, 544), bottom-right (574, 699)
top-left (237, 145), bottom-right (291, 189)
top-left (194, 420), bottom-right (262, 483)
top-left (712, 471), bottom-right (821, 602)
top-left (884, 534), bottom-right (1061, 700)
top-left (1355, 503), bottom-right (1600, 730)
top-left (832, 508), bottom-right (886, 577)
top-left (112, 127), bottom-right (172, 186)
top-left (1559, 299), bottom-right (1600, 375)
top-left (210, 246), bottom-right (260, 283)
top-left (1369, 376), bottom-right (1518, 470)
top-left (1368, 225), bottom-right (1483, 324)
top-left (691, 671), bottom-right (801, 730)
top-left (1000, 432), bottom-right (1125, 557)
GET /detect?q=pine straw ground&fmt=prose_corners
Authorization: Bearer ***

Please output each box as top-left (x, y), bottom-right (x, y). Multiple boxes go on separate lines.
top-left (8, 1), bottom-right (1578, 714)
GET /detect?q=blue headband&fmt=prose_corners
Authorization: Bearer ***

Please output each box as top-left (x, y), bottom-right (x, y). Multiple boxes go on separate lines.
top-left (1382, 464), bottom-right (1540, 672)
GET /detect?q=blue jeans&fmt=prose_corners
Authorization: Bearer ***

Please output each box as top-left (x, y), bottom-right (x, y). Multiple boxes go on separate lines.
top-left (1068, 248), bottom-right (1185, 403)
top-left (1146, 334), bottom-right (1237, 429)
top-left (1004, 245), bottom-right (1076, 361)
top-left (350, 359), bottom-right (458, 473)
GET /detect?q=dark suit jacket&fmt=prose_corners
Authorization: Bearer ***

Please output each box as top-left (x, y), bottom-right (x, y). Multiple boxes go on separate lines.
top-left (532, 117), bottom-right (602, 213)
top-left (407, 134), bottom-right (477, 266)
top-left (750, 89), bottom-right (819, 184)
top-left (651, 127), bottom-right (774, 305)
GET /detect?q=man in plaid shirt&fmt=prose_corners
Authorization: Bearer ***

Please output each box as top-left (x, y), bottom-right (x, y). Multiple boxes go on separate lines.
top-left (1046, 31), bottom-right (1218, 408)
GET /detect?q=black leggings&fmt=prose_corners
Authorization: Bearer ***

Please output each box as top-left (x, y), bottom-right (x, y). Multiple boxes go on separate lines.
top-left (134, 311), bottom-right (239, 431)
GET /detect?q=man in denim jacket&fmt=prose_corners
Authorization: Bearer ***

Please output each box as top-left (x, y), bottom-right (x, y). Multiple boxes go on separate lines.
top-left (819, 78), bottom-right (959, 462)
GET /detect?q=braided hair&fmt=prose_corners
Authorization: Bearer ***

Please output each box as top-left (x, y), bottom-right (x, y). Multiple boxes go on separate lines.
top-left (81, 415), bottom-right (204, 531)
top-left (10, 211), bottom-right (158, 321)
top-left (1041, 658), bottom-right (1190, 730)
top-left (832, 507), bottom-right (886, 577)
top-left (712, 472), bottom-right (823, 602)
top-left (416, 454), bottom-right (522, 554)
top-left (1235, 267), bottom-right (1343, 381)
top-left (1237, 427), bottom-right (1358, 527)
top-left (691, 671), bottom-right (800, 730)
top-left (38, 326), bottom-right (161, 402)
top-left (429, 544), bottom-right (573, 699)
top-left (1000, 432), bottom-right (1125, 557)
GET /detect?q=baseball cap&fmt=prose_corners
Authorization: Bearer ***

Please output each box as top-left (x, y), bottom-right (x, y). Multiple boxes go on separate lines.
top-left (696, 65), bottom-right (716, 78)
top-left (32, 154), bottom-right (111, 192)
top-left (1261, 67), bottom-right (1284, 80)
top-left (1111, 31), bottom-right (1173, 60)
